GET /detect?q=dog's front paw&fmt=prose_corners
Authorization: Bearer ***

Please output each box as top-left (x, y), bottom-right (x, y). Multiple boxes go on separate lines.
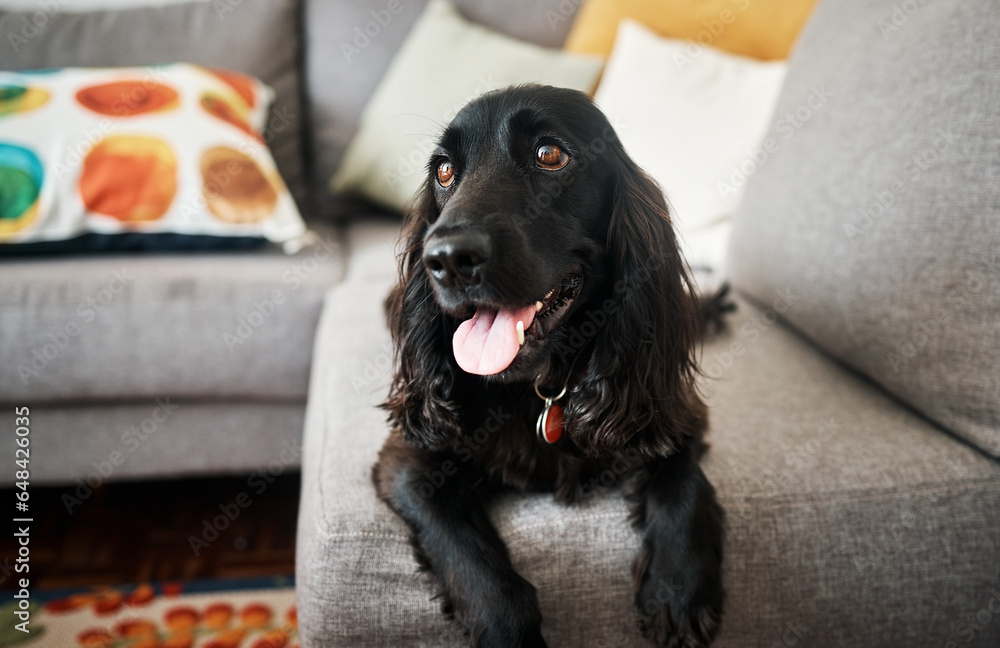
top-left (474, 616), bottom-right (547, 648)
top-left (469, 577), bottom-right (549, 648)
top-left (633, 542), bottom-right (722, 647)
top-left (477, 626), bottom-right (548, 648)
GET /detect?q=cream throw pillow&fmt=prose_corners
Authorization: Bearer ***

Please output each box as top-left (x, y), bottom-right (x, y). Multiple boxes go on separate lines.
top-left (330, 0), bottom-right (603, 213)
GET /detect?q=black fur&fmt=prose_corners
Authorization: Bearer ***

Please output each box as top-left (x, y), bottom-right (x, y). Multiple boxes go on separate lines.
top-left (373, 85), bottom-right (726, 647)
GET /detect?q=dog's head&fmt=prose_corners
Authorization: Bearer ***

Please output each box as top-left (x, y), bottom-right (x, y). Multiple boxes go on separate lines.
top-left (385, 85), bottom-right (704, 456)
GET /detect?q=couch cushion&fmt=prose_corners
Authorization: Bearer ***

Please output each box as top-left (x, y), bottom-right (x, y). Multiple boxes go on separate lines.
top-left (0, 0), bottom-right (308, 209)
top-left (304, 0), bottom-right (585, 219)
top-left (0, 225), bottom-right (345, 403)
top-left (0, 400), bottom-right (304, 487)
top-left (297, 263), bottom-right (1000, 646)
top-left (341, 217), bottom-right (403, 284)
top-left (727, 0), bottom-right (1000, 456)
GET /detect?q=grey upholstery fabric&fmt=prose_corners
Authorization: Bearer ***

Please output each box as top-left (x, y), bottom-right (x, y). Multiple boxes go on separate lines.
top-left (726, 0), bottom-right (1000, 455)
top-left (296, 225), bottom-right (1000, 647)
top-left (0, 0), bottom-right (308, 207)
top-left (0, 400), bottom-right (304, 486)
top-left (0, 225), bottom-right (345, 403)
top-left (304, 0), bottom-right (584, 219)
top-left (341, 218), bottom-right (406, 282)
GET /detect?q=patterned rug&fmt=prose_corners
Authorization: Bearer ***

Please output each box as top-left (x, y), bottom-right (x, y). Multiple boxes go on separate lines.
top-left (0, 577), bottom-right (297, 648)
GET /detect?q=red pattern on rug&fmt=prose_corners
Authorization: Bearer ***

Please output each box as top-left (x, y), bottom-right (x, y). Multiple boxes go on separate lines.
top-left (21, 582), bottom-right (297, 648)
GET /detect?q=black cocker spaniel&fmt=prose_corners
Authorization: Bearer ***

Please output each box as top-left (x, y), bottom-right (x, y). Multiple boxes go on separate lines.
top-left (373, 84), bottom-right (727, 648)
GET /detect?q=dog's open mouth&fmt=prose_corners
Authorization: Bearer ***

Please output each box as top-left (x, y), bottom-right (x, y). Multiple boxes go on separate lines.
top-left (452, 274), bottom-right (582, 376)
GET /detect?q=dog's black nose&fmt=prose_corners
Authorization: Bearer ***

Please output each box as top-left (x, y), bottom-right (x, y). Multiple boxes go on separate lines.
top-left (423, 230), bottom-right (490, 288)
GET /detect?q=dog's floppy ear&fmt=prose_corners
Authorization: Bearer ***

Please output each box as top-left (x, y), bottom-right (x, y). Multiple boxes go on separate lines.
top-left (567, 151), bottom-right (706, 457)
top-left (382, 185), bottom-right (463, 451)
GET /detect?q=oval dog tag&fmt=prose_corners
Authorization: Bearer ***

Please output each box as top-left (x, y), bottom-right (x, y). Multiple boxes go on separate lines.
top-left (536, 400), bottom-right (564, 444)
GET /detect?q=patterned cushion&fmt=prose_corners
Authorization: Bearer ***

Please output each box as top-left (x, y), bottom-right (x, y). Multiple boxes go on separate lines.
top-left (0, 64), bottom-right (305, 251)
top-left (0, 0), bottom-right (307, 209)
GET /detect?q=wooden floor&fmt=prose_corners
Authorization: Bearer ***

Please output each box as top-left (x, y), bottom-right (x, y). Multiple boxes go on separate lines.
top-left (1, 474), bottom-right (299, 592)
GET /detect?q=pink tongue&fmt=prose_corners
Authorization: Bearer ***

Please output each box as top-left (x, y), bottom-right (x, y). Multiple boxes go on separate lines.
top-left (453, 304), bottom-right (537, 375)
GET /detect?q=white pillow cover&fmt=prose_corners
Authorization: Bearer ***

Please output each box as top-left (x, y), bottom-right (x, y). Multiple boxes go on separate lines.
top-left (595, 20), bottom-right (787, 291)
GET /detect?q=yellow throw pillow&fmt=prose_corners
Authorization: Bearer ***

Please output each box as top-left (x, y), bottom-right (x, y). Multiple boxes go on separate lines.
top-left (564, 0), bottom-right (818, 61)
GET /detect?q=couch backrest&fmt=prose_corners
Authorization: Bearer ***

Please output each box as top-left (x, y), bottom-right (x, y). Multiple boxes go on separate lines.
top-left (727, 0), bottom-right (1000, 456)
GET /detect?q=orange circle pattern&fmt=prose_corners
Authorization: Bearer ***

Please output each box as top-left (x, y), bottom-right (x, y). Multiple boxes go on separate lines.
top-left (77, 81), bottom-right (179, 117)
top-left (79, 135), bottom-right (178, 222)
top-left (201, 146), bottom-right (278, 224)
top-left (207, 68), bottom-right (258, 109)
top-left (200, 93), bottom-right (262, 142)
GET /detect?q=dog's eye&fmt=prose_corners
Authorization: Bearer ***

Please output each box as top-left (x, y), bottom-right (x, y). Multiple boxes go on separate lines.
top-left (536, 144), bottom-right (569, 170)
top-left (436, 160), bottom-right (455, 188)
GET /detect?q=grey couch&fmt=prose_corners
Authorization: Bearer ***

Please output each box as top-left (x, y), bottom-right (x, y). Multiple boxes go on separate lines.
top-left (0, 0), bottom-right (345, 484)
top-left (294, 0), bottom-right (1000, 647)
top-left (1, 0), bottom-right (998, 646)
